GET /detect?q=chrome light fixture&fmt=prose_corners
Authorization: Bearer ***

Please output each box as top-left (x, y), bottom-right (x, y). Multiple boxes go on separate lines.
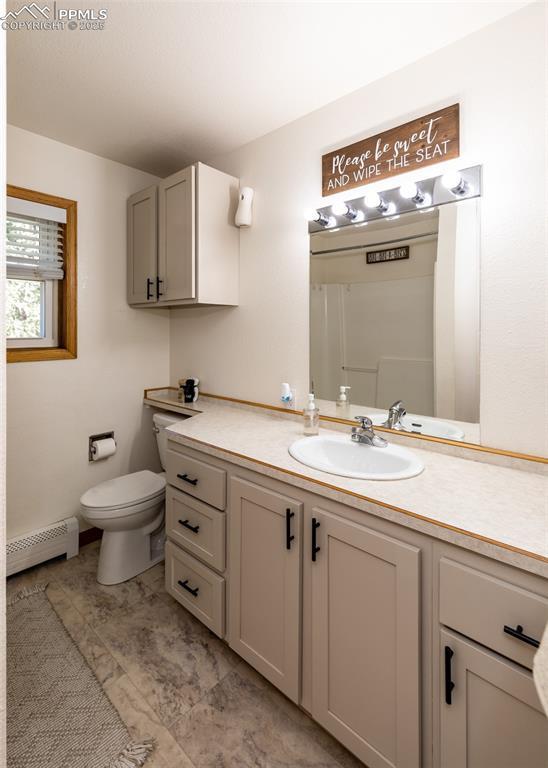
top-left (307, 164), bottom-right (481, 233)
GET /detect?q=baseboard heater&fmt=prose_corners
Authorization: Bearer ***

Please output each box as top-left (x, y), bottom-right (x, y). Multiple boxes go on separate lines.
top-left (6, 517), bottom-right (79, 577)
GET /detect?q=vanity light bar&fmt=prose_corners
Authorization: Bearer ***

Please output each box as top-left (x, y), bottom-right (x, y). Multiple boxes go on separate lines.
top-left (307, 164), bottom-right (482, 233)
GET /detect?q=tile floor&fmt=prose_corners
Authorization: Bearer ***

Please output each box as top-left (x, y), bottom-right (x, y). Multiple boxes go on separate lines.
top-left (7, 541), bottom-right (364, 768)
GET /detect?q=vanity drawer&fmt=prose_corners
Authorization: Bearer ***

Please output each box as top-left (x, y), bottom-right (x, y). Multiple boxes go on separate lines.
top-left (165, 541), bottom-right (225, 638)
top-left (166, 485), bottom-right (225, 572)
top-left (439, 557), bottom-right (548, 669)
top-left (166, 448), bottom-right (226, 510)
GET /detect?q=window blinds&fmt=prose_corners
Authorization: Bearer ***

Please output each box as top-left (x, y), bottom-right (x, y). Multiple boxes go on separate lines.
top-left (6, 212), bottom-right (64, 281)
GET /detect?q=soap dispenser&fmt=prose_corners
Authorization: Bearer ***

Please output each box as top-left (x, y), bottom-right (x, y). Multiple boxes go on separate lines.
top-left (336, 385), bottom-right (351, 412)
top-left (303, 393), bottom-right (320, 436)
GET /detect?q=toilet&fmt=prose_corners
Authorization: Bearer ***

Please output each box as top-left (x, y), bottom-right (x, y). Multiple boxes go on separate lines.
top-left (80, 411), bottom-right (185, 585)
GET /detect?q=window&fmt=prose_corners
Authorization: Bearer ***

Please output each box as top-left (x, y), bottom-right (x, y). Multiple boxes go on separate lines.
top-left (6, 186), bottom-right (77, 363)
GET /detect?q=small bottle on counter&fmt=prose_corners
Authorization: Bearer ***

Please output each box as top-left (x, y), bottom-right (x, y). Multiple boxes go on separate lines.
top-left (303, 393), bottom-right (320, 436)
top-left (336, 385), bottom-right (351, 413)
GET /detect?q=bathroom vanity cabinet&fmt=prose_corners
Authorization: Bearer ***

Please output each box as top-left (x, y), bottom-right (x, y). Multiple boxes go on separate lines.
top-left (228, 478), bottom-right (303, 702)
top-left (163, 439), bottom-right (548, 768)
top-left (127, 162), bottom-right (239, 307)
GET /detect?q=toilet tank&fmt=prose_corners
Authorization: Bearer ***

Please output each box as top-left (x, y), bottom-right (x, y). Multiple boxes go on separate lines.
top-left (152, 411), bottom-right (187, 469)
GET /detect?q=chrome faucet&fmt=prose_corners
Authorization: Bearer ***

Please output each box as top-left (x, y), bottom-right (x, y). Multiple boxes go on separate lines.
top-left (382, 400), bottom-right (407, 431)
top-left (351, 416), bottom-right (388, 448)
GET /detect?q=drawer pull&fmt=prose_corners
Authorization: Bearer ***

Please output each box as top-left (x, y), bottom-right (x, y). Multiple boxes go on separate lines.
top-left (177, 473), bottom-right (198, 486)
top-left (444, 646), bottom-right (455, 705)
top-left (311, 517), bottom-right (321, 562)
top-left (503, 624), bottom-right (540, 648)
top-left (178, 579), bottom-right (199, 597)
top-left (178, 518), bottom-right (200, 534)
top-left (285, 508), bottom-right (295, 550)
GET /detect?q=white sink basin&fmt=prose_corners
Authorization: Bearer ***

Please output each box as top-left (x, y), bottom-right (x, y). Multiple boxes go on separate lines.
top-left (289, 434), bottom-right (424, 481)
top-left (368, 413), bottom-right (465, 441)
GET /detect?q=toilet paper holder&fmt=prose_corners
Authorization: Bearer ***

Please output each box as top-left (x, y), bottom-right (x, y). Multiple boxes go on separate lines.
top-left (89, 431), bottom-right (116, 462)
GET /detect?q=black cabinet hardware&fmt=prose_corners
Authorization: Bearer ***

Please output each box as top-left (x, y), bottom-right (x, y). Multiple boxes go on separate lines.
top-left (177, 473), bottom-right (198, 486)
top-left (312, 517), bottom-right (321, 562)
top-left (503, 624), bottom-right (540, 648)
top-left (178, 579), bottom-right (199, 597)
top-left (444, 646), bottom-right (455, 705)
top-left (178, 519), bottom-right (200, 534)
top-left (146, 277), bottom-right (154, 300)
top-left (156, 277), bottom-right (164, 299)
top-left (285, 508), bottom-right (295, 550)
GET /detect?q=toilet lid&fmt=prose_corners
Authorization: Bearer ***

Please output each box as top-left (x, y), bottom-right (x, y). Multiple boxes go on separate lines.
top-left (80, 470), bottom-right (165, 511)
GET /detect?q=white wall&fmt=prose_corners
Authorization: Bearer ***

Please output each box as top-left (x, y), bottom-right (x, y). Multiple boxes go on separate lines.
top-left (169, 4), bottom-right (547, 456)
top-left (7, 126), bottom-right (170, 538)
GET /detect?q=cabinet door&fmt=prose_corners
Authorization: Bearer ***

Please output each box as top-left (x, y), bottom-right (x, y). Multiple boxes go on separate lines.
top-left (158, 166), bottom-right (195, 302)
top-left (127, 185), bottom-right (157, 304)
top-left (310, 509), bottom-right (421, 768)
top-left (228, 477), bottom-right (302, 702)
top-left (440, 629), bottom-right (548, 768)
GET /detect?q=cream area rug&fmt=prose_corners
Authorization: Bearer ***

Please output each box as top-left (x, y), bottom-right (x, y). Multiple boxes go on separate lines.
top-left (7, 584), bottom-right (154, 768)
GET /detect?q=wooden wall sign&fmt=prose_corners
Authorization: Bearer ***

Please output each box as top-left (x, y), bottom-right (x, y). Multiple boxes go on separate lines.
top-left (322, 104), bottom-right (459, 196)
top-left (366, 246), bottom-right (409, 265)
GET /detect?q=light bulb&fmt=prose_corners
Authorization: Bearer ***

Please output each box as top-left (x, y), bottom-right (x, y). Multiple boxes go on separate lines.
top-left (399, 182), bottom-right (418, 199)
top-left (441, 170), bottom-right (462, 190)
top-left (305, 207), bottom-right (321, 222)
top-left (382, 201), bottom-right (397, 216)
top-left (441, 170), bottom-right (468, 195)
top-left (331, 201), bottom-right (349, 216)
top-left (305, 207), bottom-right (331, 227)
top-left (364, 191), bottom-right (381, 208)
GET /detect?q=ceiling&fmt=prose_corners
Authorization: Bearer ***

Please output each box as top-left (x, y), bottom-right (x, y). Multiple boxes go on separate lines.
top-left (7, 1), bottom-right (527, 177)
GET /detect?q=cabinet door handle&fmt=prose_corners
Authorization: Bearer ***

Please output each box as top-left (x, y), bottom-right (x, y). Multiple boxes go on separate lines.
top-left (311, 517), bottom-right (321, 562)
top-left (177, 473), bottom-right (198, 486)
top-left (178, 519), bottom-right (200, 534)
top-left (146, 277), bottom-right (154, 300)
top-left (444, 646), bottom-right (455, 705)
top-left (285, 508), bottom-right (295, 550)
top-left (503, 624), bottom-right (540, 648)
top-left (178, 579), bottom-right (199, 597)
top-left (156, 277), bottom-right (164, 299)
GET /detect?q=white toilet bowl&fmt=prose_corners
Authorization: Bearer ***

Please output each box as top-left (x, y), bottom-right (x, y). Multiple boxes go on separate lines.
top-left (80, 412), bottom-right (185, 585)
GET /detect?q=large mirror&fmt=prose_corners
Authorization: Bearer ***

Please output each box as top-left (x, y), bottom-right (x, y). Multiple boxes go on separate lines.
top-left (310, 197), bottom-right (480, 442)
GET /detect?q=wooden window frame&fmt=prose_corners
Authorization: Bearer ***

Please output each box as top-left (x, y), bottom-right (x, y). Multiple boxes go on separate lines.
top-left (6, 185), bottom-right (77, 363)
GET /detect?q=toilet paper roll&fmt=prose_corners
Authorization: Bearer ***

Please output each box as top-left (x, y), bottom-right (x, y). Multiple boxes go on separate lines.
top-left (91, 437), bottom-right (116, 461)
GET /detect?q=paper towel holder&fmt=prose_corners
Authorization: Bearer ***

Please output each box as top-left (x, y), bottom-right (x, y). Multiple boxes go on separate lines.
top-left (89, 431), bottom-right (116, 462)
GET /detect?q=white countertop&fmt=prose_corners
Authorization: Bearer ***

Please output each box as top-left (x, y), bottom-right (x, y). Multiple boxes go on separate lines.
top-left (157, 395), bottom-right (547, 576)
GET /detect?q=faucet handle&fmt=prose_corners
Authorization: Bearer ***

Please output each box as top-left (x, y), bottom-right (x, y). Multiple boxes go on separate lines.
top-left (354, 415), bottom-right (373, 429)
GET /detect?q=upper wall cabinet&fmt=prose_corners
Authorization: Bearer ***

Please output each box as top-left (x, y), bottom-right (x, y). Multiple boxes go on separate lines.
top-left (127, 184), bottom-right (158, 305)
top-left (127, 162), bottom-right (239, 307)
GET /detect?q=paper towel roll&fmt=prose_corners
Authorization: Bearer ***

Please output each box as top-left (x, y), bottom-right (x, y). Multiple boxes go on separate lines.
top-left (91, 437), bottom-right (116, 461)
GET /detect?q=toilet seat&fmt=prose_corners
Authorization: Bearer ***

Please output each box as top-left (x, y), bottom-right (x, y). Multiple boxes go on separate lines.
top-left (80, 470), bottom-right (165, 517)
